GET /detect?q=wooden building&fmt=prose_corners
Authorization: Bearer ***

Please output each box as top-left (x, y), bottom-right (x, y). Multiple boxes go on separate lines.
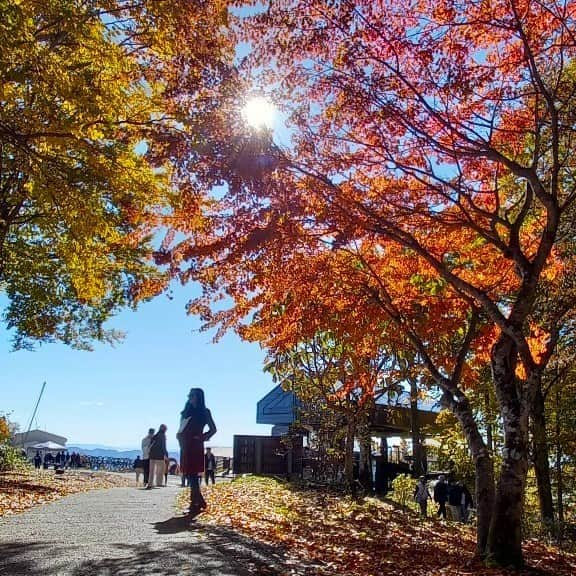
top-left (233, 385), bottom-right (440, 487)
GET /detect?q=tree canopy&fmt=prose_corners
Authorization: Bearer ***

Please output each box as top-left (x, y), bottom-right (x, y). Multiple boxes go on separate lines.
top-left (4, 0), bottom-right (575, 568)
top-left (0, 0), bottom-right (234, 349)
top-left (156, 0), bottom-right (576, 567)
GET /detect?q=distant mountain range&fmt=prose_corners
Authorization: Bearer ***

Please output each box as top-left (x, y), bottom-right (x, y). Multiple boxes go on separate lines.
top-left (67, 444), bottom-right (233, 460)
top-left (67, 445), bottom-right (180, 460)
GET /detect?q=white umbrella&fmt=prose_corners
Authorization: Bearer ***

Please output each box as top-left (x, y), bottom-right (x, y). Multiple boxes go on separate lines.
top-left (30, 441), bottom-right (66, 450)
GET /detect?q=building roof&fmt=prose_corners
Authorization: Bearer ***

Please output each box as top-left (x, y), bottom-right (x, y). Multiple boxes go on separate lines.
top-left (12, 429), bottom-right (67, 447)
top-left (29, 440), bottom-right (67, 451)
top-left (256, 385), bottom-right (299, 425)
top-left (256, 385), bottom-right (439, 435)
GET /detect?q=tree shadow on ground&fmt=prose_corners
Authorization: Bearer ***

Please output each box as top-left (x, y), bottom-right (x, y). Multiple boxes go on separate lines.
top-left (0, 539), bottom-right (253, 576)
top-left (200, 523), bottom-right (319, 575)
top-left (70, 541), bottom-right (250, 576)
top-left (0, 543), bottom-right (54, 576)
top-left (0, 522), bottom-right (318, 576)
top-left (152, 513), bottom-right (319, 575)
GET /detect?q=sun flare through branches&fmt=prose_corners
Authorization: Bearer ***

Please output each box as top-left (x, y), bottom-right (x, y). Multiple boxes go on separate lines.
top-left (242, 96), bottom-right (276, 130)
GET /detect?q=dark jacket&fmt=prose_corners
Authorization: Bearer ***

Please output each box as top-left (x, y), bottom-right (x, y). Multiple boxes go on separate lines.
top-left (205, 452), bottom-right (216, 470)
top-left (434, 480), bottom-right (448, 503)
top-left (149, 431), bottom-right (168, 460)
top-left (448, 483), bottom-right (463, 506)
top-left (462, 485), bottom-right (474, 508)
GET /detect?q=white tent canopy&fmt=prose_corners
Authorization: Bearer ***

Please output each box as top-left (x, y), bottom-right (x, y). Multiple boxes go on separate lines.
top-left (30, 441), bottom-right (66, 451)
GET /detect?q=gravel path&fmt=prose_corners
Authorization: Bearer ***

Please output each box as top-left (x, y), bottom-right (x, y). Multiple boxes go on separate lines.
top-left (0, 477), bottom-right (255, 576)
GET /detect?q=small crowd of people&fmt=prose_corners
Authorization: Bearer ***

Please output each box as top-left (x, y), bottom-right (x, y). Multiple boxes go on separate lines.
top-left (32, 450), bottom-right (101, 470)
top-left (135, 387), bottom-right (217, 515)
top-left (137, 425), bottom-right (170, 489)
top-left (33, 450), bottom-right (68, 469)
top-left (413, 474), bottom-right (474, 522)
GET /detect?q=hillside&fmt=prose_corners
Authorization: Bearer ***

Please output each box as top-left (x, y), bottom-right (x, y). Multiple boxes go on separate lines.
top-left (67, 445), bottom-right (233, 461)
top-left (67, 446), bottom-right (179, 460)
top-left (180, 476), bottom-right (576, 576)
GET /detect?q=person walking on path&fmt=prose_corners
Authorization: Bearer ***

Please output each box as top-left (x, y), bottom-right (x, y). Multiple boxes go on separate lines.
top-left (447, 477), bottom-right (463, 521)
top-left (133, 456), bottom-right (144, 485)
top-left (147, 424), bottom-right (169, 488)
top-left (177, 388), bottom-right (217, 514)
top-left (141, 427), bottom-right (155, 487)
top-left (460, 482), bottom-right (474, 523)
top-left (204, 447), bottom-right (216, 485)
top-left (413, 476), bottom-right (431, 517)
top-left (433, 475), bottom-right (448, 519)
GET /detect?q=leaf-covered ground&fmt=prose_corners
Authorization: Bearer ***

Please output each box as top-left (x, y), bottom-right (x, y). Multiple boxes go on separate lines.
top-left (0, 469), bottom-right (132, 517)
top-left (178, 477), bottom-right (576, 576)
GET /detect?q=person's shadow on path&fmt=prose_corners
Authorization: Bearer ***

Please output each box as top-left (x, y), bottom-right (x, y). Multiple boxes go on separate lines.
top-left (152, 514), bottom-right (199, 534)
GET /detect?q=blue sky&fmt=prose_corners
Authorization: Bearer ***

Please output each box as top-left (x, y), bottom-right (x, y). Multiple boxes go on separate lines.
top-left (1, 283), bottom-right (274, 451)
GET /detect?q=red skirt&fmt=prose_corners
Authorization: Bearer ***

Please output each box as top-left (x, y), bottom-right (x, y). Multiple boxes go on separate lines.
top-left (179, 427), bottom-right (204, 475)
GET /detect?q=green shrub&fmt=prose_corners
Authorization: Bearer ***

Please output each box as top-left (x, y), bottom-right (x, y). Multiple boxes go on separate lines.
top-left (0, 442), bottom-right (28, 472)
top-left (390, 473), bottom-right (417, 509)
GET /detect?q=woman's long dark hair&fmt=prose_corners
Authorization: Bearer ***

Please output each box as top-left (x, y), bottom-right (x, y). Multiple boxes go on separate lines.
top-left (181, 388), bottom-right (207, 422)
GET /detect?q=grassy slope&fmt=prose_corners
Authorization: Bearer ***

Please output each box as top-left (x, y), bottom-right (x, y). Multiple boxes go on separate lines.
top-left (178, 476), bottom-right (576, 576)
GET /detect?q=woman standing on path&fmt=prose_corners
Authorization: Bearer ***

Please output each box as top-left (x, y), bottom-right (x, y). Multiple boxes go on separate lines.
top-left (177, 388), bottom-right (217, 514)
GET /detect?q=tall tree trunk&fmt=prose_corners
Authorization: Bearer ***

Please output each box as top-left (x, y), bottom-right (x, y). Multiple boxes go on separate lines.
top-left (448, 393), bottom-right (495, 556)
top-left (555, 388), bottom-right (564, 534)
top-left (484, 389), bottom-right (494, 453)
top-left (531, 386), bottom-right (555, 531)
top-left (487, 335), bottom-right (528, 568)
top-left (474, 447), bottom-right (495, 557)
top-left (409, 377), bottom-right (426, 475)
top-left (359, 399), bottom-right (375, 491)
top-left (344, 415), bottom-right (356, 488)
top-left (359, 430), bottom-right (373, 491)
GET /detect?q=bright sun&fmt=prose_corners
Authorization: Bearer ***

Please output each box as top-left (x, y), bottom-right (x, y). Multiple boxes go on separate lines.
top-left (242, 96), bottom-right (276, 130)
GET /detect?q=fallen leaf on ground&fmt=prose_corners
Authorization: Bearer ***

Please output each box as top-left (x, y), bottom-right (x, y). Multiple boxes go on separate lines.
top-left (0, 469), bottom-right (132, 517)
top-left (177, 477), bottom-right (576, 576)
